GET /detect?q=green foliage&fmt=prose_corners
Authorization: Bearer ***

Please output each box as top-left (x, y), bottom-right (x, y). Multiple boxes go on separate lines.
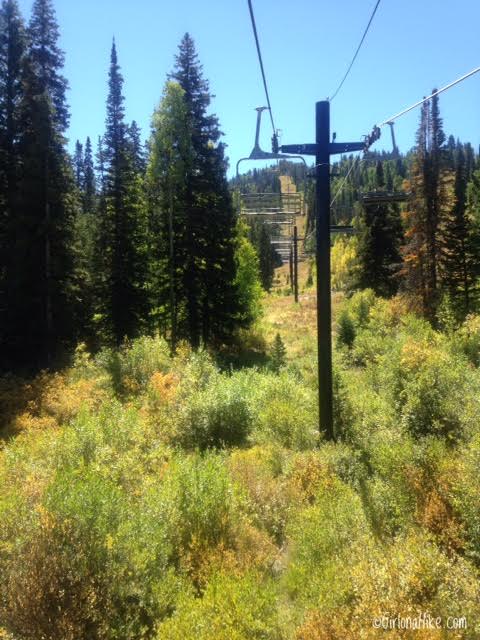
top-left (171, 368), bottom-right (255, 450)
top-left (97, 42), bottom-right (149, 345)
top-left (99, 335), bottom-right (171, 395)
top-left (234, 222), bottom-right (263, 326)
top-left (250, 371), bottom-right (318, 450)
top-left (270, 333), bottom-right (287, 372)
top-left (156, 571), bottom-right (282, 640)
top-left (284, 474), bottom-right (372, 613)
top-left (453, 313), bottom-right (480, 366)
top-left (162, 452), bottom-right (242, 555)
top-left (335, 310), bottom-right (355, 349)
top-left (4, 290), bottom-right (480, 637)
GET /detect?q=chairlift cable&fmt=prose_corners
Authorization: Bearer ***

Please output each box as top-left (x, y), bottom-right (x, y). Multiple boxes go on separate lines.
top-left (375, 65), bottom-right (480, 128)
top-left (330, 156), bottom-right (364, 207)
top-left (247, 0), bottom-right (277, 134)
top-left (329, 0), bottom-right (382, 102)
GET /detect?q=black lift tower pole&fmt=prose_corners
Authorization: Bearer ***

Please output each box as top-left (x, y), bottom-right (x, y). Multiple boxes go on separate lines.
top-left (281, 100), bottom-right (364, 441)
top-left (315, 102), bottom-right (333, 439)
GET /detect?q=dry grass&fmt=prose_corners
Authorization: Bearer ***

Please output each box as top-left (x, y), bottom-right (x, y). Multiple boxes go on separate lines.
top-left (262, 263), bottom-right (343, 363)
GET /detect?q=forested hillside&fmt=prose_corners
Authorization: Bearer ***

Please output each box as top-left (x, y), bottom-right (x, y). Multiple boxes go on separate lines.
top-left (0, 0), bottom-right (258, 374)
top-left (1, 0), bottom-right (480, 639)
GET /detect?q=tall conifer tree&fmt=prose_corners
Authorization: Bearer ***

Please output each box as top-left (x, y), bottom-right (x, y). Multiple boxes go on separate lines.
top-left (440, 145), bottom-right (480, 318)
top-left (83, 135), bottom-right (95, 213)
top-left (167, 33), bottom-right (241, 346)
top-left (98, 41), bottom-right (148, 344)
top-left (356, 161), bottom-right (403, 297)
top-left (402, 92), bottom-right (451, 321)
top-left (147, 81), bottom-right (192, 347)
top-left (74, 139), bottom-right (84, 188)
top-left (0, 0), bottom-right (27, 365)
top-left (1, 0), bottom-right (74, 367)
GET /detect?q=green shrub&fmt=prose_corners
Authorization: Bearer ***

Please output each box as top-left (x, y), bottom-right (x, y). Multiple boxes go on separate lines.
top-left (95, 335), bottom-right (171, 396)
top-left (0, 467), bottom-right (186, 640)
top-left (451, 433), bottom-right (480, 564)
top-left (162, 452), bottom-right (243, 555)
top-left (156, 571), bottom-right (282, 640)
top-left (335, 310), bottom-right (356, 349)
top-left (284, 473), bottom-right (372, 614)
top-left (454, 313), bottom-right (480, 367)
top-left (250, 371), bottom-right (318, 450)
top-left (396, 341), bottom-right (480, 441)
top-left (229, 446), bottom-right (294, 544)
top-left (172, 370), bottom-right (255, 449)
top-left (344, 288), bottom-right (376, 329)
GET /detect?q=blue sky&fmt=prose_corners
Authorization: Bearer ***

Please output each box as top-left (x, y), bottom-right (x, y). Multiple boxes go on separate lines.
top-left (17, 0), bottom-right (480, 174)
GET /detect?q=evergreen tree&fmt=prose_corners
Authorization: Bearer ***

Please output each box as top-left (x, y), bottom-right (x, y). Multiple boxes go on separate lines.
top-left (401, 92), bottom-right (450, 321)
top-left (167, 33), bottom-right (242, 347)
top-left (270, 333), bottom-right (287, 373)
top-left (438, 145), bottom-right (479, 319)
top-left (98, 40), bottom-right (148, 344)
top-left (70, 137), bottom-right (98, 346)
top-left (73, 139), bottom-right (84, 188)
top-left (0, 0), bottom-right (27, 365)
top-left (147, 81), bottom-right (192, 347)
top-left (356, 161), bottom-right (403, 297)
top-left (83, 135), bottom-right (95, 213)
top-left (28, 0), bottom-right (68, 132)
top-left (2, 0), bottom-right (74, 368)
top-left (127, 120), bottom-right (146, 174)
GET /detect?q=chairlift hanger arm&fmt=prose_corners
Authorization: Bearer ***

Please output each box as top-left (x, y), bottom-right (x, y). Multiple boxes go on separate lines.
top-left (236, 107), bottom-right (308, 177)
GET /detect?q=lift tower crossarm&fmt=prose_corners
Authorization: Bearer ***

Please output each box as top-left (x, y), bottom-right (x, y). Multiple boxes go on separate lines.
top-left (280, 142), bottom-right (364, 155)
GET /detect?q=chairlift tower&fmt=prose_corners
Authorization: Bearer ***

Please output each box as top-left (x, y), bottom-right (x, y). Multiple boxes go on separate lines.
top-left (281, 101), bottom-right (369, 441)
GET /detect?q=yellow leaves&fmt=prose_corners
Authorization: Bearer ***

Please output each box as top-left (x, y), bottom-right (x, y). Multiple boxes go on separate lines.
top-left (149, 371), bottom-right (179, 404)
top-left (35, 504), bottom-right (55, 532)
top-left (331, 236), bottom-right (358, 291)
top-left (1, 371), bottom-right (109, 438)
top-left (105, 533), bottom-right (115, 551)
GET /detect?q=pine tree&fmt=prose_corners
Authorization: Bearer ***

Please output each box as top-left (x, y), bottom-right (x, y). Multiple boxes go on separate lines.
top-left (98, 40), bottom-right (148, 344)
top-left (73, 139), bottom-right (84, 188)
top-left (167, 33), bottom-right (242, 347)
top-left (147, 81), bottom-right (192, 347)
top-left (28, 0), bottom-right (68, 132)
top-left (356, 161), bottom-right (403, 297)
top-left (83, 136), bottom-right (95, 213)
top-left (2, 0), bottom-right (74, 368)
top-left (438, 144), bottom-right (478, 319)
top-left (401, 92), bottom-right (450, 321)
top-left (127, 120), bottom-right (146, 174)
top-left (70, 136), bottom-right (98, 346)
top-left (270, 333), bottom-right (287, 373)
top-left (0, 0), bottom-right (27, 365)
top-left (258, 225), bottom-right (275, 292)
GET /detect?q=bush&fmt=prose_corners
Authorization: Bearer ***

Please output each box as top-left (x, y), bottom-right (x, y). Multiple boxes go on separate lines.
top-left (95, 335), bottom-right (171, 396)
top-left (454, 313), bottom-right (480, 366)
top-left (229, 446), bottom-right (294, 544)
top-left (284, 474), bottom-right (372, 614)
top-left (171, 369), bottom-right (255, 449)
top-left (397, 340), bottom-right (480, 441)
top-left (250, 371), bottom-right (318, 450)
top-left (0, 467), bottom-right (186, 640)
top-left (156, 571), bottom-right (282, 640)
top-left (294, 532), bottom-right (480, 639)
top-left (335, 310), bottom-right (356, 349)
